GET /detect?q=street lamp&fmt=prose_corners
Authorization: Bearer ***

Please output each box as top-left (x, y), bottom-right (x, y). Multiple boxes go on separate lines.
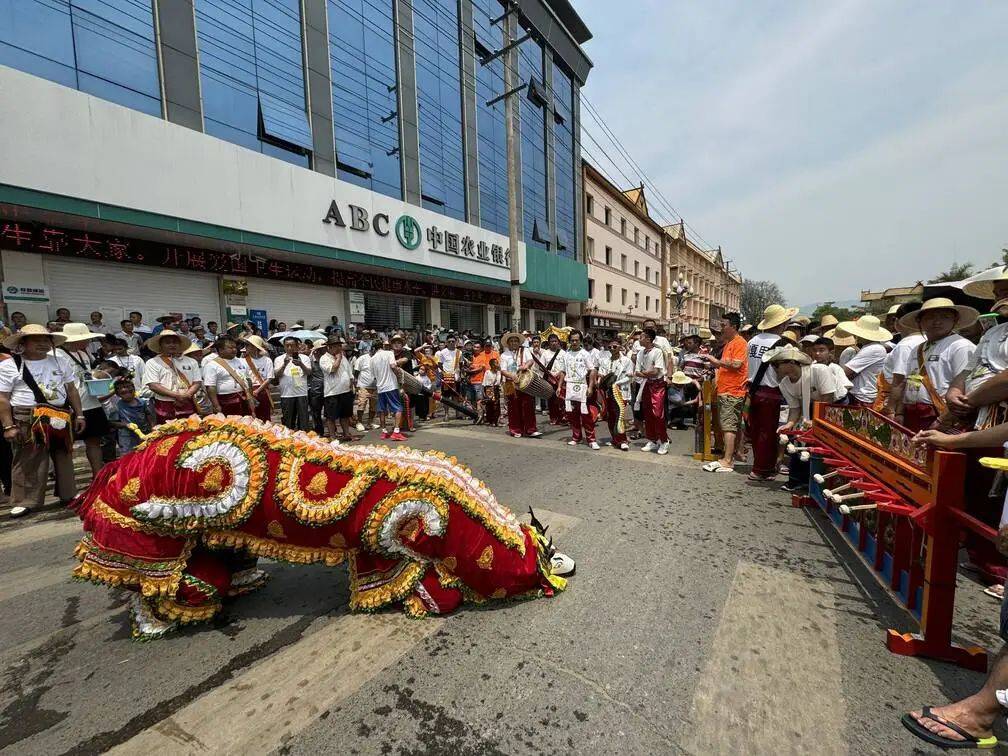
top-left (666, 272), bottom-right (695, 341)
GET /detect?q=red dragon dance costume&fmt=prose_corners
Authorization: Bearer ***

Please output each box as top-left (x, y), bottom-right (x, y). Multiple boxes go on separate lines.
top-left (71, 415), bottom-right (570, 638)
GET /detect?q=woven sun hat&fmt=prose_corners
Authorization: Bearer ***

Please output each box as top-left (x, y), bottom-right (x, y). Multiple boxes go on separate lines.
top-left (183, 342), bottom-right (205, 357)
top-left (145, 329), bottom-right (193, 353)
top-left (835, 315), bottom-right (892, 343)
top-left (669, 370), bottom-right (693, 386)
top-left (814, 314), bottom-right (839, 333)
top-left (793, 315), bottom-right (811, 326)
top-left (241, 334), bottom-right (269, 352)
top-left (886, 304), bottom-right (902, 316)
top-left (991, 298), bottom-right (1008, 316)
top-left (800, 334), bottom-right (820, 344)
top-left (501, 331), bottom-right (522, 349)
top-left (757, 303), bottom-right (800, 331)
top-left (781, 330), bottom-right (799, 343)
top-left (963, 268), bottom-right (1008, 300)
top-left (898, 297), bottom-right (979, 332)
top-left (3, 323), bottom-right (67, 350)
top-left (698, 327), bottom-right (713, 340)
top-left (823, 328), bottom-right (856, 347)
top-left (60, 322), bottom-right (104, 344)
top-left (763, 345), bottom-right (812, 365)
top-left (740, 324), bottom-right (753, 334)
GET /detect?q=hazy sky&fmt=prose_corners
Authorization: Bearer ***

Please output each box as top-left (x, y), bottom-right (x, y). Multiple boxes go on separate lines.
top-left (576, 1), bottom-right (1008, 305)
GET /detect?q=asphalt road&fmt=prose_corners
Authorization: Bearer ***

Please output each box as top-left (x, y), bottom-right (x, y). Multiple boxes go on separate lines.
top-left (0, 418), bottom-right (1003, 754)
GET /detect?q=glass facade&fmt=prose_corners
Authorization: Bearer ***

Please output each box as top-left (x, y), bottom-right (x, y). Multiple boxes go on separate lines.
top-left (472, 0), bottom-right (508, 236)
top-left (0, 0), bottom-right (160, 116)
top-left (195, 0), bottom-right (311, 167)
top-left (552, 61), bottom-right (577, 259)
top-left (328, 0), bottom-right (402, 200)
top-left (414, 0), bottom-right (466, 220)
top-left (1, 0), bottom-right (586, 261)
top-left (517, 32), bottom-right (549, 250)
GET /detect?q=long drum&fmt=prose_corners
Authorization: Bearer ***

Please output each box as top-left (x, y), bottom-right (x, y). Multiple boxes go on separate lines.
top-left (399, 371), bottom-right (424, 396)
top-left (597, 373), bottom-right (617, 393)
top-left (516, 371), bottom-right (554, 400)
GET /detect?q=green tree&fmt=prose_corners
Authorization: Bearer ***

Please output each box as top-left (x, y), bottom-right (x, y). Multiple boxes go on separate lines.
top-left (740, 279), bottom-right (786, 327)
top-left (810, 301), bottom-right (864, 323)
top-left (928, 262), bottom-right (974, 283)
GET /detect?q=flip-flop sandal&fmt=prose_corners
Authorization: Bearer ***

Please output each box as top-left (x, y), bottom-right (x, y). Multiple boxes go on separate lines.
top-left (747, 472), bottom-right (775, 481)
top-left (702, 461), bottom-right (722, 472)
top-left (715, 465), bottom-right (734, 473)
top-left (983, 585), bottom-right (1005, 600)
top-left (900, 707), bottom-right (998, 749)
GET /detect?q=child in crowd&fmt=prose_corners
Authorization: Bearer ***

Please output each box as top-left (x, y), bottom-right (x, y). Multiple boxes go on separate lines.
top-left (107, 378), bottom-right (155, 453)
top-left (482, 358), bottom-right (502, 426)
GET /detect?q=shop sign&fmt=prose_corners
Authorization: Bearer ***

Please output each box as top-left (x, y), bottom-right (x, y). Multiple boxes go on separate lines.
top-left (348, 291), bottom-right (366, 323)
top-left (1, 281), bottom-right (49, 303)
top-left (1, 222), bottom-right (558, 312)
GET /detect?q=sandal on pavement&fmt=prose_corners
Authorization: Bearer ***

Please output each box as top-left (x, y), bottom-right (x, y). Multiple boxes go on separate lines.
top-left (983, 584), bottom-right (1005, 601)
top-left (702, 461), bottom-right (721, 472)
top-left (900, 707), bottom-right (998, 750)
top-left (747, 472), bottom-right (776, 481)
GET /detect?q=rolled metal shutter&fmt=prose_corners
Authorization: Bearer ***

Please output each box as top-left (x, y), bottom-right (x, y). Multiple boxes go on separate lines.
top-left (439, 301), bottom-right (484, 333)
top-left (362, 293), bottom-right (425, 332)
top-left (245, 279), bottom-right (344, 330)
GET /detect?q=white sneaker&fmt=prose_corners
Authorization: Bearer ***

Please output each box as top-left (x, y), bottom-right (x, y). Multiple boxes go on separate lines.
top-left (529, 431), bottom-right (543, 438)
top-left (567, 440), bottom-right (577, 446)
top-left (355, 423), bottom-right (366, 432)
top-left (641, 441), bottom-right (657, 452)
top-left (589, 441), bottom-right (600, 450)
top-left (370, 423), bottom-right (381, 430)
top-left (620, 443), bottom-right (630, 451)
top-left (9, 505), bottom-right (29, 518)
top-left (657, 442), bottom-right (670, 455)
top-left (550, 551), bottom-right (576, 576)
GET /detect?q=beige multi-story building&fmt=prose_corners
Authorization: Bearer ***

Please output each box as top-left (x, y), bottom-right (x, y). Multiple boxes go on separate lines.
top-left (860, 284), bottom-right (923, 315)
top-left (663, 222), bottom-right (742, 335)
top-left (573, 160), bottom-right (665, 336)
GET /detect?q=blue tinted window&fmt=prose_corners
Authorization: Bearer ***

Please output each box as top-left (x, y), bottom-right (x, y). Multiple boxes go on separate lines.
top-left (552, 62), bottom-right (576, 259)
top-left (195, 0), bottom-right (310, 166)
top-left (413, 0), bottom-right (465, 220)
top-left (0, 0), bottom-right (160, 116)
top-left (328, 0), bottom-right (401, 200)
top-left (518, 33), bottom-right (548, 249)
top-left (472, 0), bottom-right (507, 236)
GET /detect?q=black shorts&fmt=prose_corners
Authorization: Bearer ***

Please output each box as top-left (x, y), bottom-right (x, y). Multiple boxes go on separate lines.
top-left (79, 406), bottom-right (111, 440)
top-left (324, 392), bottom-right (354, 420)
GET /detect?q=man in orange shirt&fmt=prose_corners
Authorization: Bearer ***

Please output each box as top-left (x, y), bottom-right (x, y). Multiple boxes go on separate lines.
top-left (701, 312), bottom-right (747, 473)
top-left (468, 339), bottom-right (500, 421)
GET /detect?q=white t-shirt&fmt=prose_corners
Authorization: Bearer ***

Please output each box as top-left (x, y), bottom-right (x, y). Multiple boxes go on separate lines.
top-left (545, 348), bottom-right (565, 376)
top-left (202, 357), bottom-right (252, 395)
top-left (823, 362), bottom-right (852, 400)
top-left (528, 348), bottom-right (552, 377)
top-left (116, 330), bottom-right (143, 355)
top-left (902, 334), bottom-right (976, 406)
top-left (965, 322), bottom-right (1008, 394)
top-left (144, 355), bottom-right (203, 395)
top-left (319, 352), bottom-right (354, 396)
top-left (0, 353), bottom-right (75, 408)
top-left (60, 349), bottom-right (101, 411)
top-left (844, 342), bottom-right (887, 402)
top-left (370, 349), bottom-right (400, 393)
top-left (354, 353), bottom-right (375, 389)
top-left (245, 355), bottom-right (274, 386)
top-left (598, 353), bottom-right (634, 400)
top-left (838, 346), bottom-right (858, 367)
top-left (747, 333), bottom-right (781, 388)
top-left (636, 346), bottom-right (666, 380)
top-left (499, 348), bottom-right (529, 377)
top-left (436, 348), bottom-right (461, 380)
top-left (779, 363), bottom-right (839, 421)
top-left (556, 348), bottom-right (596, 388)
top-left (273, 354), bottom-right (311, 398)
top-left (111, 354), bottom-right (146, 393)
top-left (888, 334), bottom-right (927, 379)
top-left (482, 370), bottom-right (502, 387)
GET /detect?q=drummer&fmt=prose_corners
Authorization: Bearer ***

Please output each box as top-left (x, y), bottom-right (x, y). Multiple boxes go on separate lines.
top-left (499, 331), bottom-right (542, 438)
top-left (598, 336), bottom-right (633, 450)
top-left (544, 332), bottom-right (567, 426)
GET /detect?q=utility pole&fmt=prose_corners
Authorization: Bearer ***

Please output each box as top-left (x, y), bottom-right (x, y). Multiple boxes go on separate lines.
top-left (482, 3), bottom-right (529, 332)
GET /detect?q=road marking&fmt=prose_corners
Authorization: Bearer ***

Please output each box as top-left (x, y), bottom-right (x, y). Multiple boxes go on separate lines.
top-left (0, 562), bottom-right (71, 603)
top-left (0, 517), bottom-right (80, 549)
top-left (683, 561), bottom-right (847, 755)
top-left (109, 508), bottom-right (582, 754)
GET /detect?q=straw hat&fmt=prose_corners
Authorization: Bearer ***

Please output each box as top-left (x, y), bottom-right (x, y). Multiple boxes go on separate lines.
top-left (963, 269), bottom-right (1008, 300)
top-left (740, 324), bottom-right (753, 334)
top-left (815, 314), bottom-right (839, 333)
top-left (698, 327), bottom-right (713, 340)
top-left (757, 304), bottom-right (800, 331)
top-left (60, 322), bottom-right (104, 344)
top-left (781, 330), bottom-right (799, 343)
top-left (241, 334), bottom-right (269, 353)
top-left (886, 304), bottom-right (901, 316)
top-left (669, 370), bottom-right (693, 385)
top-left (800, 334), bottom-right (820, 344)
top-left (3, 324), bottom-right (67, 350)
top-left (500, 331), bottom-right (522, 349)
top-left (835, 315), bottom-right (892, 343)
top-left (992, 298), bottom-right (1008, 316)
top-left (898, 297), bottom-right (979, 332)
top-left (763, 346), bottom-right (812, 365)
top-left (823, 328), bottom-right (856, 347)
top-left (183, 342), bottom-right (205, 357)
top-left (145, 329), bottom-right (192, 353)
